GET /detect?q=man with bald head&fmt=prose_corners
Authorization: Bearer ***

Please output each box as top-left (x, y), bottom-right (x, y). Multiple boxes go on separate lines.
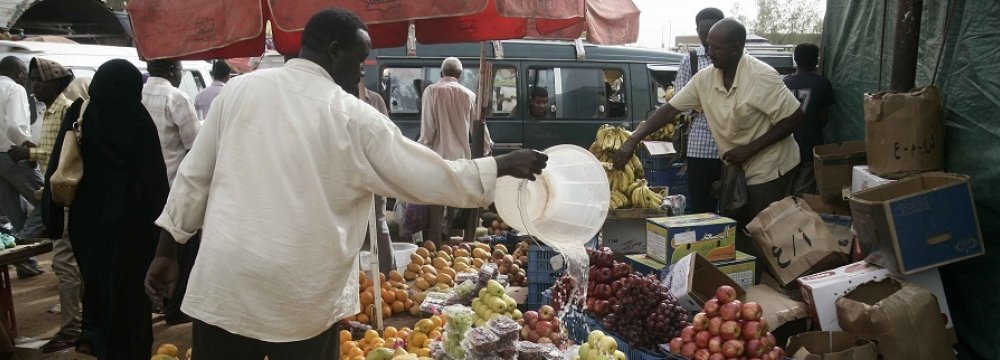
top-left (418, 57), bottom-right (493, 242)
top-left (615, 18), bottom-right (805, 258)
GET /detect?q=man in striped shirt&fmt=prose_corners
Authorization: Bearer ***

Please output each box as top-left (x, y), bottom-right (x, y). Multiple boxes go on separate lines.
top-left (675, 8), bottom-right (725, 214)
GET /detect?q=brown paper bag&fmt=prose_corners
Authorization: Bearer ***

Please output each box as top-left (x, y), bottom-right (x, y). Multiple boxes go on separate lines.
top-left (786, 331), bottom-right (878, 360)
top-left (747, 197), bottom-right (848, 287)
top-left (864, 86), bottom-right (944, 179)
top-left (836, 278), bottom-right (955, 360)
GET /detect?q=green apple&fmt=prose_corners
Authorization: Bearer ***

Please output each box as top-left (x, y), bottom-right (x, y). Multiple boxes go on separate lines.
top-left (587, 330), bottom-right (605, 346)
top-left (598, 336), bottom-right (618, 354)
top-left (487, 280), bottom-right (505, 296)
top-left (511, 309), bottom-right (523, 320)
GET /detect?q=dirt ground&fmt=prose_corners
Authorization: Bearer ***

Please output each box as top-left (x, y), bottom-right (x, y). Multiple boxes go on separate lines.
top-left (11, 253), bottom-right (193, 360)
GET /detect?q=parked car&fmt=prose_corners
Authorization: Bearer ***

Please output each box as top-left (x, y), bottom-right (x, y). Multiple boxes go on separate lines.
top-left (0, 40), bottom-right (213, 99)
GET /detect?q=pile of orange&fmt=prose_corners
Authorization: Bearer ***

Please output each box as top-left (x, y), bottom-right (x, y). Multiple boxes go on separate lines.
top-left (338, 315), bottom-right (446, 360)
top-left (348, 271), bottom-right (415, 324)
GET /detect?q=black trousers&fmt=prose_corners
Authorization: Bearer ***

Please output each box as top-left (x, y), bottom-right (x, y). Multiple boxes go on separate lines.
top-left (166, 231), bottom-right (201, 321)
top-left (192, 320), bottom-right (336, 360)
top-left (686, 157), bottom-right (723, 214)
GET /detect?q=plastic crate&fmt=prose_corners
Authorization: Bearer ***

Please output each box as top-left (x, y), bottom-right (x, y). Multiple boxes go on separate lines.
top-left (820, 213), bottom-right (853, 228)
top-left (563, 309), bottom-right (602, 344)
top-left (604, 331), bottom-right (677, 360)
top-left (527, 282), bottom-right (553, 307)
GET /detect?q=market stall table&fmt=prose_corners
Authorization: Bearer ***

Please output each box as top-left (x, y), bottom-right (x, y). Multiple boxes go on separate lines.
top-left (0, 240), bottom-right (53, 337)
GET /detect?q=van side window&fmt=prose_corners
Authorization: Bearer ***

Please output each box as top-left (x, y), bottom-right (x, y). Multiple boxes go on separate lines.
top-left (179, 70), bottom-right (205, 99)
top-left (528, 67), bottom-right (627, 119)
top-left (381, 66), bottom-right (516, 118)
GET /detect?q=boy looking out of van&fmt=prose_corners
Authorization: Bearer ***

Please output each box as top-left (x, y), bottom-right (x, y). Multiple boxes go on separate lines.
top-left (529, 86), bottom-right (549, 119)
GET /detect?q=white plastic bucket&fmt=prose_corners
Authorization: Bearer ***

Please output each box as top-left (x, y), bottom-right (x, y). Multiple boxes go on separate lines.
top-left (494, 145), bottom-right (610, 248)
top-left (360, 243), bottom-right (419, 272)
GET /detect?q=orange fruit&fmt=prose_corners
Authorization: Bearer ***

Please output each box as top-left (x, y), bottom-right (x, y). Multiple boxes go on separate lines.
top-left (359, 271), bottom-right (367, 284)
top-left (412, 332), bottom-right (428, 348)
top-left (350, 356), bottom-right (364, 360)
top-left (379, 273), bottom-right (387, 283)
top-left (396, 330), bottom-right (410, 341)
top-left (357, 313), bottom-right (369, 324)
top-left (339, 330), bottom-right (352, 344)
top-left (415, 348), bottom-right (431, 357)
top-left (394, 289), bottom-right (407, 302)
top-left (428, 330), bottom-right (441, 340)
top-left (382, 304), bottom-right (393, 317)
top-left (404, 299), bottom-right (414, 309)
top-left (391, 300), bottom-right (405, 314)
top-left (383, 326), bottom-right (398, 339)
top-left (382, 289), bottom-right (396, 304)
top-left (360, 292), bottom-right (374, 306)
top-left (347, 347), bottom-right (363, 358)
top-left (430, 316), bottom-right (444, 329)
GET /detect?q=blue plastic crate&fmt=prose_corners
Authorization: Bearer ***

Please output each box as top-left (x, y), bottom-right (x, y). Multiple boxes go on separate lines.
top-left (527, 282), bottom-right (553, 307)
top-left (563, 309), bottom-right (602, 344)
top-left (605, 331), bottom-right (675, 360)
top-left (820, 213), bottom-right (853, 228)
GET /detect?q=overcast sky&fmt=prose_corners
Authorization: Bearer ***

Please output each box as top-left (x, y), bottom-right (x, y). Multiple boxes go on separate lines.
top-left (633, 0), bottom-right (759, 49)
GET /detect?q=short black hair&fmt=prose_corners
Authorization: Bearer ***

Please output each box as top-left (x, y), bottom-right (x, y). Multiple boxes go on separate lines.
top-left (301, 7), bottom-right (369, 53)
top-left (0, 56), bottom-right (24, 77)
top-left (794, 43), bottom-right (820, 69)
top-left (211, 60), bottom-right (231, 80)
top-left (695, 8), bottom-right (725, 23)
top-left (531, 86), bottom-right (548, 98)
top-left (147, 59), bottom-right (180, 77)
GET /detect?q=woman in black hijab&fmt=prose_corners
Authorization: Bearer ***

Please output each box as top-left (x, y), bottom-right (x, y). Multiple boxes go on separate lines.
top-left (42, 59), bottom-right (170, 358)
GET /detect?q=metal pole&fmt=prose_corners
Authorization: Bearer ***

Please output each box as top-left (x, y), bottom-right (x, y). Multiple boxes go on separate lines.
top-left (890, 0), bottom-right (922, 92)
top-left (465, 43), bottom-right (491, 243)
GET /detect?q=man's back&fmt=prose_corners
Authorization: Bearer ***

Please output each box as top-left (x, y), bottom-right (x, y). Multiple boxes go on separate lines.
top-left (419, 77), bottom-right (476, 160)
top-left (783, 72), bottom-right (834, 159)
top-left (194, 81), bottom-right (224, 119)
top-left (141, 77), bottom-right (200, 183)
top-left (0, 76), bottom-right (30, 150)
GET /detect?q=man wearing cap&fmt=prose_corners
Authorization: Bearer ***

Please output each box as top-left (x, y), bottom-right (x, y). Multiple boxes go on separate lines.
top-left (12, 57), bottom-right (82, 353)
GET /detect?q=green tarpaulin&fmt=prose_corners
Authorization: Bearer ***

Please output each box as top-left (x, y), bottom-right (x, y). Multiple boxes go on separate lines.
top-left (823, 1), bottom-right (1000, 358)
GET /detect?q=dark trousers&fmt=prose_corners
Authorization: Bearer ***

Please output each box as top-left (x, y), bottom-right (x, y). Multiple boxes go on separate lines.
top-left (166, 231), bottom-right (201, 321)
top-left (686, 157), bottom-right (723, 214)
top-left (193, 320), bottom-right (336, 360)
top-left (723, 167), bottom-right (797, 259)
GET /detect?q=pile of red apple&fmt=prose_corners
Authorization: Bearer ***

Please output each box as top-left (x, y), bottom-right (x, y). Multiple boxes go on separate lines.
top-left (517, 305), bottom-right (566, 347)
top-left (549, 247), bottom-right (633, 317)
top-left (668, 285), bottom-right (785, 360)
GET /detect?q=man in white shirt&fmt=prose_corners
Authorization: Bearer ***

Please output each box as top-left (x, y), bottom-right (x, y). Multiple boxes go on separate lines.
top-left (145, 8), bottom-right (546, 359)
top-left (194, 60), bottom-right (230, 119)
top-left (141, 58), bottom-right (201, 325)
top-left (0, 56), bottom-right (45, 278)
top-left (418, 57), bottom-right (493, 242)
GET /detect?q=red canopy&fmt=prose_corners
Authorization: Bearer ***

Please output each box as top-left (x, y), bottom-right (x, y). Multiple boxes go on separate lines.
top-left (127, 0), bottom-right (638, 60)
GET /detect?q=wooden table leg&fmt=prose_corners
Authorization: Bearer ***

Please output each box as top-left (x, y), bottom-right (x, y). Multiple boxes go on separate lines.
top-left (0, 265), bottom-right (15, 338)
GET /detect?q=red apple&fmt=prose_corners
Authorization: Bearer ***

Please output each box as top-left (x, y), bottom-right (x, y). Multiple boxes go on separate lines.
top-left (768, 347), bottom-right (785, 360)
top-left (694, 349), bottom-right (712, 360)
top-left (759, 317), bottom-right (769, 333)
top-left (708, 336), bottom-right (724, 353)
top-left (594, 284), bottom-right (612, 300)
top-left (681, 325), bottom-right (696, 342)
top-left (695, 330), bottom-right (712, 348)
top-left (709, 354), bottom-right (726, 360)
top-left (741, 302), bottom-right (763, 321)
top-left (539, 305), bottom-right (555, 320)
top-left (715, 285), bottom-right (738, 304)
top-left (550, 332), bottom-right (563, 344)
top-left (744, 339), bottom-right (765, 358)
top-left (535, 320), bottom-right (553, 337)
top-left (708, 316), bottom-right (724, 336)
top-left (692, 313), bottom-right (710, 331)
top-left (593, 300), bottom-right (609, 317)
top-left (669, 337), bottom-right (684, 353)
top-left (742, 321), bottom-right (765, 341)
top-left (520, 327), bottom-right (530, 339)
top-left (720, 301), bottom-right (743, 321)
top-left (538, 336), bottom-right (552, 344)
top-left (704, 298), bottom-right (721, 317)
top-left (527, 330), bottom-right (540, 342)
top-left (682, 342), bottom-right (698, 358)
top-left (720, 321), bottom-right (742, 341)
top-left (722, 339), bottom-right (745, 358)
top-left (760, 332), bottom-right (776, 349)
top-left (523, 311), bottom-right (539, 326)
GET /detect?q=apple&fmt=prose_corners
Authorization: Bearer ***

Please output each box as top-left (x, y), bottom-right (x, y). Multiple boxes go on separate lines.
top-left (669, 338), bottom-right (684, 353)
top-left (704, 298), bottom-right (721, 317)
top-left (768, 347), bottom-right (785, 360)
top-left (595, 284), bottom-right (613, 300)
top-left (708, 316), bottom-right (724, 336)
top-left (520, 327), bottom-right (530, 339)
top-left (539, 305), bottom-right (555, 320)
top-left (593, 300), bottom-right (609, 317)
top-left (550, 332), bottom-right (563, 344)
top-left (715, 285), bottom-right (738, 304)
top-left (694, 349), bottom-right (712, 360)
top-left (695, 330), bottom-right (712, 348)
top-left (535, 320), bottom-right (553, 337)
top-left (522, 310), bottom-right (539, 326)
top-left (597, 250), bottom-right (614, 267)
top-left (692, 313), bottom-right (710, 331)
top-left (681, 342), bottom-right (698, 358)
top-left (720, 300), bottom-right (743, 321)
top-left (741, 302), bottom-right (763, 321)
top-left (758, 317), bottom-right (770, 333)
top-left (578, 343), bottom-right (592, 359)
top-left (744, 339), bottom-right (765, 358)
top-left (681, 326), bottom-right (696, 343)
top-left (597, 267), bottom-right (612, 283)
top-left (722, 339), bottom-right (745, 358)
top-left (708, 336), bottom-right (724, 353)
top-left (612, 262), bottom-right (632, 279)
top-left (527, 330), bottom-right (540, 342)
top-left (613, 350), bottom-right (627, 360)
top-left (709, 353), bottom-right (726, 360)
top-left (720, 321), bottom-right (742, 341)
top-left (761, 332), bottom-right (776, 349)
top-left (742, 321), bottom-right (765, 341)
top-left (598, 335), bottom-right (618, 353)
top-left (538, 336), bottom-right (552, 344)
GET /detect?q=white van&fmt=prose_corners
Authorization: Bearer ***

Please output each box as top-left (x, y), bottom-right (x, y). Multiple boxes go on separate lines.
top-left (0, 40), bottom-right (213, 99)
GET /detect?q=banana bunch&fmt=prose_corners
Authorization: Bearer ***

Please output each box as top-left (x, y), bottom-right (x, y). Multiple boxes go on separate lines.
top-left (606, 166), bottom-right (635, 192)
top-left (630, 180), bottom-right (664, 209)
top-left (595, 124), bottom-right (632, 152)
top-left (610, 190), bottom-right (630, 210)
top-left (628, 154), bottom-right (644, 180)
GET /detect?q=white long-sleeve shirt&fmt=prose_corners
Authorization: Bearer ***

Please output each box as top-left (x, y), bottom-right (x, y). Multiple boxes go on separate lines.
top-left (155, 59), bottom-right (498, 342)
top-left (0, 76), bottom-right (31, 150)
top-left (418, 76), bottom-right (492, 160)
top-left (142, 77), bottom-right (201, 184)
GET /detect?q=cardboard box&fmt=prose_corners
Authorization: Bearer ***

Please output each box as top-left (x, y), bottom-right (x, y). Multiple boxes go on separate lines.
top-left (646, 213), bottom-right (737, 264)
top-left (786, 332), bottom-right (879, 360)
top-left (626, 251), bottom-right (757, 288)
top-left (814, 141), bottom-right (867, 202)
top-left (798, 261), bottom-right (953, 331)
top-left (849, 173), bottom-right (984, 274)
top-left (851, 165), bottom-right (895, 193)
top-left (602, 218), bottom-right (647, 255)
top-left (666, 253), bottom-right (745, 312)
top-left (802, 194), bottom-right (852, 216)
top-left (746, 282), bottom-right (810, 330)
top-left (864, 86), bottom-right (945, 179)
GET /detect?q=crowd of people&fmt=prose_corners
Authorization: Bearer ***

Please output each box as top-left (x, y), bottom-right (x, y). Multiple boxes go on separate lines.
top-left (0, 4), bottom-right (838, 359)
